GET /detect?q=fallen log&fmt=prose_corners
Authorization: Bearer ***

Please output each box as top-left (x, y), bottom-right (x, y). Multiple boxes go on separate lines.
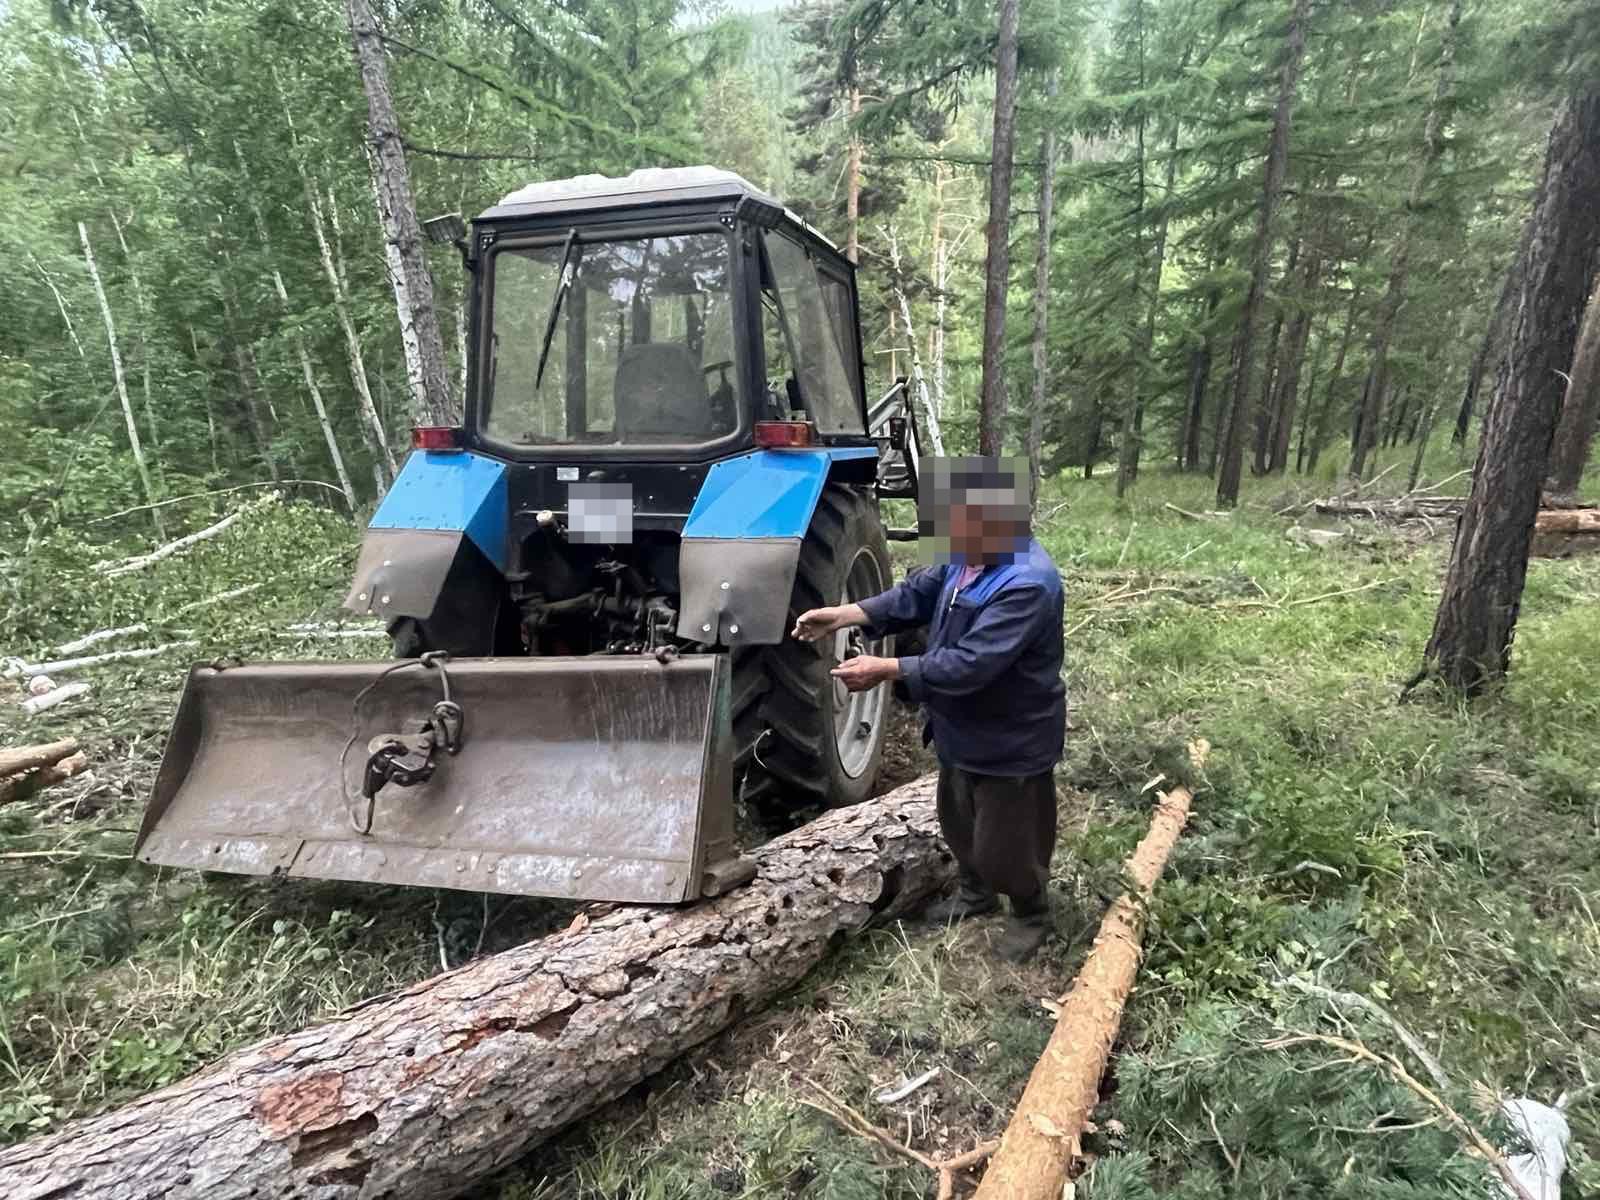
top-left (1535, 509), bottom-right (1600, 534)
top-left (0, 739), bottom-right (79, 779)
top-left (0, 752), bottom-right (89, 805)
top-left (974, 741), bottom-right (1209, 1199)
top-left (0, 775), bottom-right (953, 1200)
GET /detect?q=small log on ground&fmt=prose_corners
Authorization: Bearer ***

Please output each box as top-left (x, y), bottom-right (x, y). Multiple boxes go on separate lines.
top-left (0, 739), bottom-right (79, 779)
top-left (0, 775), bottom-right (952, 1200)
top-left (1535, 508), bottom-right (1600, 534)
top-left (0, 752), bottom-right (89, 805)
top-left (974, 742), bottom-right (1209, 1199)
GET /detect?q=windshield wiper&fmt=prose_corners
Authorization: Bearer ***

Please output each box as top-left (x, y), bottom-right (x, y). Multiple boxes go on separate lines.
top-left (534, 228), bottom-right (580, 390)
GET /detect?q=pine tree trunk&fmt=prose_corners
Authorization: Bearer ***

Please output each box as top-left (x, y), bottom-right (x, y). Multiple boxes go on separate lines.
top-left (1028, 68), bottom-right (1061, 498)
top-left (1270, 250), bottom-right (1322, 472)
top-left (1419, 89), bottom-right (1600, 694)
top-left (1216, 0), bottom-right (1310, 507)
top-left (1253, 237), bottom-right (1299, 474)
top-left (1294, 320), bottom-right (1328, 472)
top-left (1408, 393), bottom-right (1440, 492)
top-left (1544, 271), bottom-right (1600, 498)
top-left (1181, 287), bottom-right (1219, 471)
top-left (1454, 246), bottom-right (1523, 446)
top-left (978, 0), bottom-right (1022, 455)
top-left (1308, 270), bottom-right (1367, 474)
top-left (78, 222), bottom-right (162, 534)
top-left (1350, 0), bottom-right (1461, 479)
top-left (346, 0), bottom-right (453, 427)
top-left (0, 780), bottom-right (953, 1200)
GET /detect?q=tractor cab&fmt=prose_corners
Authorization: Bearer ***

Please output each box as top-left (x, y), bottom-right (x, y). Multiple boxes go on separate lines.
top-left (470, 167), bottom-right (872, 461)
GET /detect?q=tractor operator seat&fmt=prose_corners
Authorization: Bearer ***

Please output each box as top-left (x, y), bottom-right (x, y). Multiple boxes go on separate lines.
top-left (613, 342), bottom-right (732, 440)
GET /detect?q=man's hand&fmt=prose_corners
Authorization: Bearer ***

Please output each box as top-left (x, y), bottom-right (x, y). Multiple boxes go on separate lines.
top-left (791, 604), bottom-right (865, 642)
top-left (830, 655), bottom-right (900, 692)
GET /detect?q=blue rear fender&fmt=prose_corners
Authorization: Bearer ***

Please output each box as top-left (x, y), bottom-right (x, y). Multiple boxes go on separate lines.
top-left (675, 447), bottom-right (879, 646)
top-left (344, 451), bottom-right (509, 625)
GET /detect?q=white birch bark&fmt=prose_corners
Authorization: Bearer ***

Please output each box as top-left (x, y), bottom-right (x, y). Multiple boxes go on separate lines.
top-left (311, 177), bottom-right (396, 487)
top-left (233, 143), bottom-right (359, 513)
top-left (78, 222), bottom-right (161, 531)
top-left (883, 227), bottom-right (947, 456)
top-left (346, 0), bottom-right (453, 426)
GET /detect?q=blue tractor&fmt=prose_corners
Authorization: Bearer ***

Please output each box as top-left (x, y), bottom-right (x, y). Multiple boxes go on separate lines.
top-left (136, 168), bottom-right (923, 906)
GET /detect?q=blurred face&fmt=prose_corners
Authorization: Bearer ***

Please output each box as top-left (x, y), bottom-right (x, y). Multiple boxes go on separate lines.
top-left (948, 503), bottom-right (1023, 564)
top-left (919, 455), bottom-right (1031, 566)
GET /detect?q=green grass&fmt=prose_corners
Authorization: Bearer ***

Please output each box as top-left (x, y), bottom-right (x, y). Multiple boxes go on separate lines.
top-left (4, 450), bottom-right (1600, 1199)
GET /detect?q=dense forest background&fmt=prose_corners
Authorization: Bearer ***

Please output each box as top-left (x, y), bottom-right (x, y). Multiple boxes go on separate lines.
top-left (3, 0), bottom-right (1593, 536)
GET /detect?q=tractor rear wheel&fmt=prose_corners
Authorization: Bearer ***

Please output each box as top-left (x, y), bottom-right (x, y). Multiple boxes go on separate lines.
top-left (733, 487), bottom-right (893, 816)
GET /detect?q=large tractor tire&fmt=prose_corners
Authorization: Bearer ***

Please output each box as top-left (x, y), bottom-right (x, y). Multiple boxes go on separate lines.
top-left (733, 486), bottom-right (894, 816)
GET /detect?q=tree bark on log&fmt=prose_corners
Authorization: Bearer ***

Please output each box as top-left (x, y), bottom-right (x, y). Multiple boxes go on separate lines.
top-left (974, 743), bottom-right (1209, 1199)
top-left (0, 777), bottom-right (953, 1200)
top-left (0, 752), bottom-right (89, 805)
top-left (0, 739), bottom-right (79, 779)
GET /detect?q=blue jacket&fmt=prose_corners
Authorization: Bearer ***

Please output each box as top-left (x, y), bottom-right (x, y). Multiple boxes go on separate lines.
top-left (859, 539), bottom-right (1065, 776)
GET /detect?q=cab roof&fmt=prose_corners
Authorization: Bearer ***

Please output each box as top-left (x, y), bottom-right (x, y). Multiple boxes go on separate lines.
top-left (478, 166), bottom-right (841, 256)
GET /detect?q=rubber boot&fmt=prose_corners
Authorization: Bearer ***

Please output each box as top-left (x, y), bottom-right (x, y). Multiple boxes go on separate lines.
top-left (923, 871), bottom-right (999, 924)
top-left (995, 890), bottom-right (1051, 964)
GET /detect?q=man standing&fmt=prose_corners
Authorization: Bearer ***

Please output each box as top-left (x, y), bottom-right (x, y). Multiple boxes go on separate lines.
top-left (792, 459), bottom-right (1065, 962)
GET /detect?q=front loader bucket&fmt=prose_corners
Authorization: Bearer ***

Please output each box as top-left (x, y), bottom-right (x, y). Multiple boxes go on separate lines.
top-left (134, 656), bottom-right (754, 904)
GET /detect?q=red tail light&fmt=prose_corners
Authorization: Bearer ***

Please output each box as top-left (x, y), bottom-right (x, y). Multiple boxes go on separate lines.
top-left (412, 426), bottom-right (463, 451)
top-left (754, 420), bottom-right (817, 449)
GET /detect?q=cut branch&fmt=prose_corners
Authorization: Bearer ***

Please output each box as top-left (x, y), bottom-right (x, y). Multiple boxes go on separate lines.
top-left (974, 740), bottom-right (1211, 1198)
top-left (94, 492), bottom-right (279, 577)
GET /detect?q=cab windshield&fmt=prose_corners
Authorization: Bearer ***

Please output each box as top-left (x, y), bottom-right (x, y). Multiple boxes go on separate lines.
top-left (483, 231), bottom-right (740, 446)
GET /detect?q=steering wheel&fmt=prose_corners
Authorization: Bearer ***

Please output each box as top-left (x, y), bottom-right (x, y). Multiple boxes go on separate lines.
top-left (702, 359), bottom-right (735, 385)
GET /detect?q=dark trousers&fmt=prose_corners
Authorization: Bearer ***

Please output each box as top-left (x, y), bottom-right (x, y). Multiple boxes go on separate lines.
top-left (936, 765), bottom-right (1057, 921)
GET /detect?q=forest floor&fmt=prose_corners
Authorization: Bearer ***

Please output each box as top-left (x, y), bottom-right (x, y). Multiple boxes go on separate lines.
top-left (2, 449), bottom-right (1599, 1198)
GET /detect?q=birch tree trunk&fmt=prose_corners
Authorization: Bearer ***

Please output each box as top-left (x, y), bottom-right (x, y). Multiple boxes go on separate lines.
top-left (931, 162), bottom-right (949, 421)
top-left (885, 229), bottom-right (947, 456)
top-left (78, 221), bottom-right (162, 534)
top-left (977, 0), bottom-right (1022, 456)
top-left (1028, 67), bottom-right (1061, 498)
top-left (346, 0), bottom-right (453, 427)
top-left (309, 177), bottom-right (397, 490)
top-left (1349, 0), bottom-right (1461, 479)
top-left (1216, 0), bottom-right (1310, 507)
top-left (107, 210), bottom-right (160, 454)
top-left (846, 86), bottom-right (862, 265)
top-left (234, 143), bottom-right (359, 513)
